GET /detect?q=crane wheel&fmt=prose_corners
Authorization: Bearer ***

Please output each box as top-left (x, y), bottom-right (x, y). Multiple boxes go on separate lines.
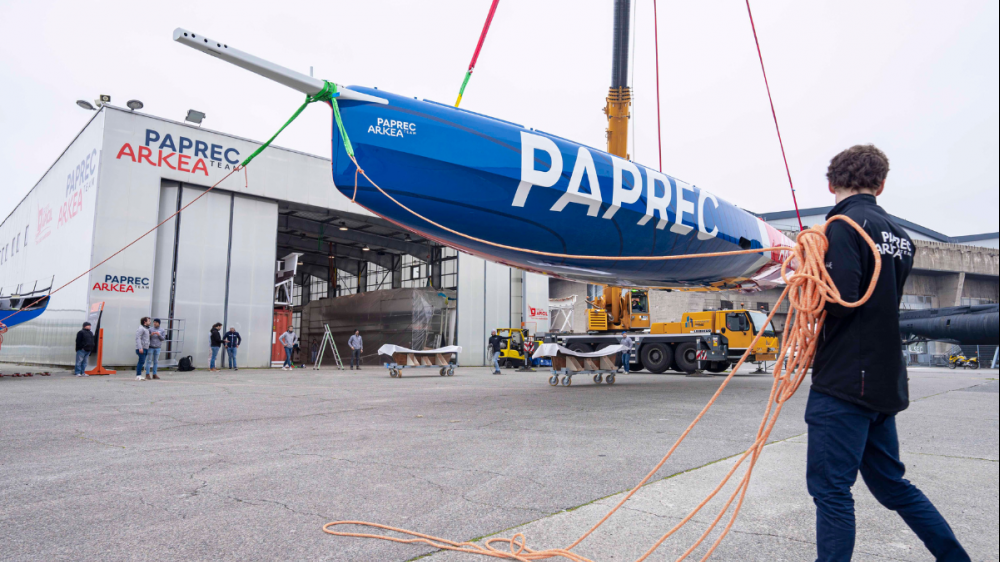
top-left (641, 343), bottom-right (672, 374)
top-left (675, 343), bottom-right (700, 374)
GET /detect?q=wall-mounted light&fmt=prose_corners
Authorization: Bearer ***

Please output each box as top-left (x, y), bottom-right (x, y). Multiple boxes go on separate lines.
top-left (76, 100), bottom-right (96, 111)
top-left (186, 109), bottom-right (206, 125)
top-left (339, 222), bottom-right (348, 231)
top-left (127, 100), bottom-right (144, 111)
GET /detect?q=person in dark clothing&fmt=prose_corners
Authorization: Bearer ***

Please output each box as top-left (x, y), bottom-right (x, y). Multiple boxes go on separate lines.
top-left (808, 145), bottom-right (969, 562)
top-left (224, 328), bottom-right (242, 371)
top-left (487, 331), bottom-right (504, 375)
top-left (135, 317), bottom-right (151, 381)
top-left (209, 323), bottom-right (223, 372)
top-left (74, 322), bottom-right (95, 377)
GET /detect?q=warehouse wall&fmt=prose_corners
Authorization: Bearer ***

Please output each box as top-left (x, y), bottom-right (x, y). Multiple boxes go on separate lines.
top-left (453, 256), bottom-right (553, 366)
top-left (0, 112), bottom-right (105, 366)
top-left (83, 107), bottom-right (364, 367)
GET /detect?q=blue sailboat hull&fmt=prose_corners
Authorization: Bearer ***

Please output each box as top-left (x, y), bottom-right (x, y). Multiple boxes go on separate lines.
top-left (0, 296), bottom-right (50, 330)
top-left (330, 88), bottom-right (793, 291)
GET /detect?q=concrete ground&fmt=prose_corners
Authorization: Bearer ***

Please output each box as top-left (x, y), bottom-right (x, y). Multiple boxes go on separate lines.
top-left (0, 363), bottom-right (995, 562)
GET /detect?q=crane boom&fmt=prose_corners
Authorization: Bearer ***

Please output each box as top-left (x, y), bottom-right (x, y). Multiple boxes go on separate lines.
top-left (605, 0), bottom-right (632, 159)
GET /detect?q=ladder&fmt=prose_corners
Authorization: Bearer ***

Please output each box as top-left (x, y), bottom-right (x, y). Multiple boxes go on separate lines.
top-left (314, 324), bottom-right (345, 370)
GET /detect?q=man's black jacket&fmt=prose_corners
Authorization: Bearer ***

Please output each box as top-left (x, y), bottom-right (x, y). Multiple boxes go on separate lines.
top-left (488, 335), bottom-right (505, 354)
top-left (210, 328), bottom-right (223, 348)
top-left (76, 330), bottom-right (96, 353)
top-left (812, 194), bottom-right (914, 414)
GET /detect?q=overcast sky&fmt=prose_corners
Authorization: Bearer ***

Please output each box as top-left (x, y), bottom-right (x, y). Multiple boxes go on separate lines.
top-left (2, 0), bottom-right (997, 235)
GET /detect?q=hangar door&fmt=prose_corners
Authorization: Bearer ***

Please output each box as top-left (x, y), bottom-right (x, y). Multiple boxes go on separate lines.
top-left (151, 181), bottom-right (278, 369)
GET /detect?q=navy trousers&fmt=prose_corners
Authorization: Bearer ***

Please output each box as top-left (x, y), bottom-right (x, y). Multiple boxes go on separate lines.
top-left (805, 390), bottom-right (970, 562)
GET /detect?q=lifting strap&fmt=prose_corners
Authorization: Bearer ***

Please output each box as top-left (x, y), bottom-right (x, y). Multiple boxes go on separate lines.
top-left (455, 0), bottom-right (501, 108)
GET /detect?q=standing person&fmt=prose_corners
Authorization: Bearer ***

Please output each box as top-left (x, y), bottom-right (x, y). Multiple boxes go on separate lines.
top-left (310, 340), bottom-right (320, 365)
top-left (146, 319), bottom-right (165, 380)
top-left (74, 322), bottom-right (95, 377)
top-left (487, 331), bottom-right (504, 375)
top-left (225, 327), bottom-right (242, 371)
top-left (619, 332), bottom-right (634, 374)
top-left (808, 146), bottom-right (969, 562)
top-left (279, 326), bottom-right (297, 371)
top-left (135, 317), bottom-right (151, 381)
top-left (348, 331), bottom-right (363, 370)
top-left (209, 323), bottom-right (223, 372)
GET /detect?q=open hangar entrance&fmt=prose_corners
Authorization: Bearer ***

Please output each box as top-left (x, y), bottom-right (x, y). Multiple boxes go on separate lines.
top-left (275, 202), bottom-right (460, 366)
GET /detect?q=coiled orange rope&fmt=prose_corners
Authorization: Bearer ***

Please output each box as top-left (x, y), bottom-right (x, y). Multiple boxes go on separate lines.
top-left (324, 175), bottom-right (883, 561)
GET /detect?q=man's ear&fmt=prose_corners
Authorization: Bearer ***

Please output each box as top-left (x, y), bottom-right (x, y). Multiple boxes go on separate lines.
top-left (828, 182), bottom-right (837, 195)
top-left (875, 180), bottom-right (886, 197)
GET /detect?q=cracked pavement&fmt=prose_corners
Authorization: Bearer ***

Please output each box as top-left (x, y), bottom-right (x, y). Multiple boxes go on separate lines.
top-left (0, 365), bottom-right (995, 561)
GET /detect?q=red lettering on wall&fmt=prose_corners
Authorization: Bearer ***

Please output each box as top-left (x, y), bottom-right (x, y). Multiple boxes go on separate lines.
top-left (116, 144), bottom-right (137, 162)
top-left (138, 146), bottom-right (155, 166)
top-left (57, 192), bottom-right (84, 228)
top-left (158, 151), bottom-right (177, 170)
top-left (192, 158), bottom-right (209, 176)
top-left (117, 141), bottom-right (220, 178)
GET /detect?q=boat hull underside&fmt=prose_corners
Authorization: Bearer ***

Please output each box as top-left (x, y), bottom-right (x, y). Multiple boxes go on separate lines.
top-left (328, 88), bottom-right (792, 290)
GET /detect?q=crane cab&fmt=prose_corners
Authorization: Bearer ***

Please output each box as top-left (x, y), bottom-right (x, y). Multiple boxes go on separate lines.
top-left (653, 310), bottom-right (780, 364)
top-left (587, 287), bottom-right (651, 333)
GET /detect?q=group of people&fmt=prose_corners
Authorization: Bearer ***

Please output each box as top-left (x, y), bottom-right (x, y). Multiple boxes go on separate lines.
top-left (276, 327), bottom-right (364, 370)
top-left (132, 317), bottom-right (165, 381)
top-left (208, 323), bottom-right (242, 372)
top-left (125, 319), bottom-right (243, 379)
top-left (118, 321), bottom-right (360, 375)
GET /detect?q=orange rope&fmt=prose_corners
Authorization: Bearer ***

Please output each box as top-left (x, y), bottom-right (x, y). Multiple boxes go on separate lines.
top-left (325, 164), bottom-right (883, 561)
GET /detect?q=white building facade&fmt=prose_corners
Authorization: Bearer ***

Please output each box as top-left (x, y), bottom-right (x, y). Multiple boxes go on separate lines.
top-left (1, 106), bottom-right (548, 369)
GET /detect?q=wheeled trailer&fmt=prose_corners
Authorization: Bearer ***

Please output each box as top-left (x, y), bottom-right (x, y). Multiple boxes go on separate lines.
top-left (386, 363), bottom-right (457, 378)
top-left (544, 332), bottom-right (730, 375)
top-left (534, 343), bottom-right (626, 388)
top-left (548, 368), bottom-right (620, 387)
top-left (377, 345), bottom-right (462, 379)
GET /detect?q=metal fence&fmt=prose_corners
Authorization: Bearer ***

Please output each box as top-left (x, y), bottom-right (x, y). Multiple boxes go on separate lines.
top-left (157, 319), bottom-right (186, 368)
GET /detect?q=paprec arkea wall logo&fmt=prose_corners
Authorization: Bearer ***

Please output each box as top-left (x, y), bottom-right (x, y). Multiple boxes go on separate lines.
top-left (92, 275), bottom-right (151, 294)
top-left (115, 129), bottom-right (242, 176)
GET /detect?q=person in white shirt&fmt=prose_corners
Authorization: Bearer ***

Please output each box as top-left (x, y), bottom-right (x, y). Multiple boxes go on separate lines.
top-left (278, 327), bottom-right (298, 370)
top-left (348, 331), bottom-right (364, 370)
top-left (620, 333), bottom-right (634, 374)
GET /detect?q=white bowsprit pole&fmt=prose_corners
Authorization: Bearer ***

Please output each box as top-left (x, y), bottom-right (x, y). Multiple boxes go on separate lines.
top-left (173, 28), bottom-right (388, 105)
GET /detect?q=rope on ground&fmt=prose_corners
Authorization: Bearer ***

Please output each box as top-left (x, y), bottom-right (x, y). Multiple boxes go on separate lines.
top-left (324, 195), bottom-right (882, 560)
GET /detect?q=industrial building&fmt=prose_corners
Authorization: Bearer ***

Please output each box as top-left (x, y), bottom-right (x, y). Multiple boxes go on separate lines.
top-left (0, 105), bottom-right (549, 370)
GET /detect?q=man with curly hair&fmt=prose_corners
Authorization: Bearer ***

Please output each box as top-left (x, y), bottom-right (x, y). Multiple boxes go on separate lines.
top-left (808, 145), bottom-right (969, 561)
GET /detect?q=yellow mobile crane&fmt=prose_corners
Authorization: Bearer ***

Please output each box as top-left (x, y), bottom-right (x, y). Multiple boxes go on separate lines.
top-left (586, 0), bottom-right (651, 335)
top-left (562, 1), bottom-right (749, 376)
